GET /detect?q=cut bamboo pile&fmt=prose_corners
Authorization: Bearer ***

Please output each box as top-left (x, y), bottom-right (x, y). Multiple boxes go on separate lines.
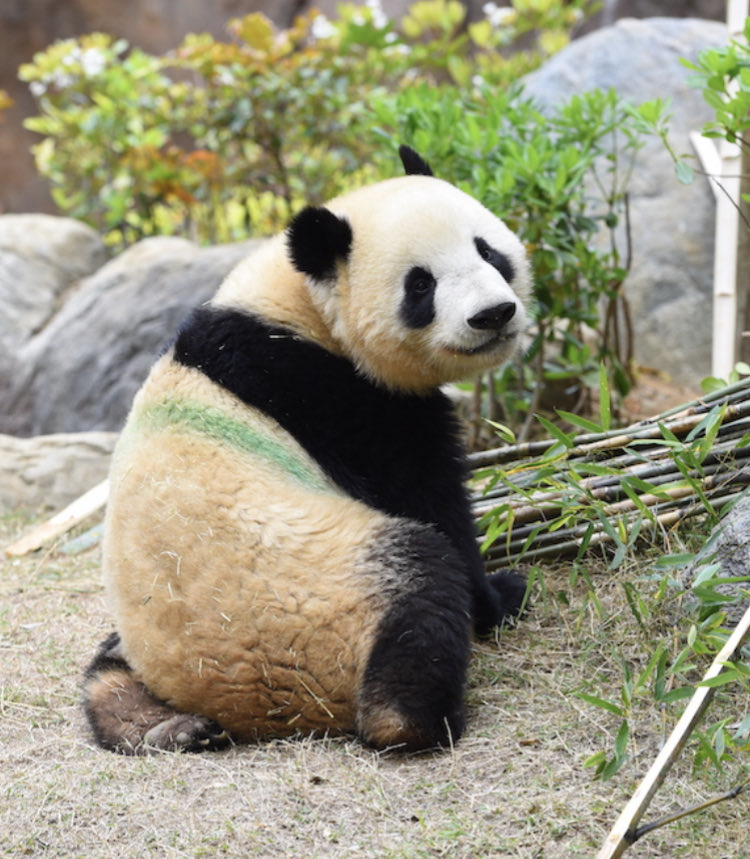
top-left (470, 378), bottom-right (750, 568)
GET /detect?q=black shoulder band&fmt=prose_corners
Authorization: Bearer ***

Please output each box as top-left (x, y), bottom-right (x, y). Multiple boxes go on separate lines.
top-left (173, 304), bottom-right (501, 628)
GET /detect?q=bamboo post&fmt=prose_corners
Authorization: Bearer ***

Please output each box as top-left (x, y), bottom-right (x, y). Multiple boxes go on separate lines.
top-left (707, 0), bottom-right (749, 378)
top-left (596, 600), bottom-right (750, 858)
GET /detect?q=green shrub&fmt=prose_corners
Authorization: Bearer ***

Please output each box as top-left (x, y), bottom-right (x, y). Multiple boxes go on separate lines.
top-left (21, 0), bottom-right (648, 427)
top-left (683, 16), bottom-right (750, 155)
top-left (635, 16), bottom-right (750, 192)
top-left (19, 0), bottom-right (590, 245)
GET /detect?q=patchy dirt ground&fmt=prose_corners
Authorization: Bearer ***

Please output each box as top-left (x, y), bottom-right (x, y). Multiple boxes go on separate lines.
top-left (1, 510), bottom-right (749, 858)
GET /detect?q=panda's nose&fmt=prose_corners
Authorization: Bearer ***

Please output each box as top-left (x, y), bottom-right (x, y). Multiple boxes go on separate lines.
top-left (467, 302), bottom-right (516, 331)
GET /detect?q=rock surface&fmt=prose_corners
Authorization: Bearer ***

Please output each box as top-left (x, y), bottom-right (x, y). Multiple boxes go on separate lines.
top-left (0, 431), bottom-right (117, 512)
top-left (522, 17), bottom-right (726, 386)
top-left (681, 496), bottom-right (750, 626)
top-left (0, 215), bottom-right (108, 440)
top-left (1, 234), bottom-right (261, 436)
top-left (0, 214), bottom-right (107, 346)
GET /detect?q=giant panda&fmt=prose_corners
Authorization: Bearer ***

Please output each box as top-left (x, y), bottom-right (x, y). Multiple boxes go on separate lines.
top-left (82, 146), bottom-right (531, 754)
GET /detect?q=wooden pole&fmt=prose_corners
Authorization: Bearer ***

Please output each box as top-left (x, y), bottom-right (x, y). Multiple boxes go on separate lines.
top-left (708, 0), bottom-right (748, 378)
top-left (730, 1), bottom-right (750, 369)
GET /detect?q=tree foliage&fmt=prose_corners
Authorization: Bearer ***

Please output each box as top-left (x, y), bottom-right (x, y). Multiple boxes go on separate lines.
top-left (20, 0), bottom-right (653, 425)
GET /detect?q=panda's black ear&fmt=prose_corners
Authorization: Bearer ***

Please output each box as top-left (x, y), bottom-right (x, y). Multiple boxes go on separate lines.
top-left (287, 206), bottom-right (353, 280)
top-left (399, 144), bottom-right (434, 177)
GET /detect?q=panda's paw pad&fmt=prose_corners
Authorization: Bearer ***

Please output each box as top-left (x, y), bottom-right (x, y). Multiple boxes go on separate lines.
top-left (143, 714), bottom-right (230, 753)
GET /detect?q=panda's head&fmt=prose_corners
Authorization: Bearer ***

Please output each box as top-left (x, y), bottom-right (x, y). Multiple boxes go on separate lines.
top-left (286, 146), bottom-right (531, 392)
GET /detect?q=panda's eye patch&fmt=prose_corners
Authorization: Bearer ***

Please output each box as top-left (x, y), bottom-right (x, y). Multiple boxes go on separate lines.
top-left (475, 237), bottom-right (515, 284)
top-left (401, 266), bottom-right (437, 329)
top-left (406, 267), bottom-right (436, 296)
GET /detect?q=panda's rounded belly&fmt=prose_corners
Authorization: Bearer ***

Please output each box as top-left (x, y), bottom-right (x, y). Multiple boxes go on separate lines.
top-left (103, 410), bottom-right (391, 739)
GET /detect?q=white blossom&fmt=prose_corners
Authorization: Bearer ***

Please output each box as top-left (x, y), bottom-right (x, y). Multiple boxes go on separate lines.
top-left (80, 48), bottom-right (107, 77)
top-left (216, 68), bottom-right (236, 86)
top-left (366, 0), bottom-right (389, 30)
top-left (51, 71), bottom-right (75, 89)
top-left (482, 2), bottom-right (514, 28)
top-left (384, 43), bottom-right (411, 57)
top-left (311, 13), bottom-right (336, 41)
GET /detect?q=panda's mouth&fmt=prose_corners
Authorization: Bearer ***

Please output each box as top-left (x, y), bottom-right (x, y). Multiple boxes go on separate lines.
top-left (450, 331), bottom-right (514, 357)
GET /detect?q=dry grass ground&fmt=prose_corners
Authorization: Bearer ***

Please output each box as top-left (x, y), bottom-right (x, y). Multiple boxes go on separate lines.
top-left (2, 510), bottom-right (749, 858)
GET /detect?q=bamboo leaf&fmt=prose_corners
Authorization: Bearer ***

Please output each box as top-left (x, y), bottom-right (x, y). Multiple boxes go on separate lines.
top-left (658, 686), bottom-right (695, 704)
top-left (614, 719), bottom-right (630, 759)
top-left (693, 563), bottom-right (722, 588)
top-left (556, 410), bottom-right (604, 434)
top-left (535, 414), bottom-right (576, 449)
top-left (576, 692), bottom-right (624, 717)
top-left (699, 668), bottom-right (742, 688)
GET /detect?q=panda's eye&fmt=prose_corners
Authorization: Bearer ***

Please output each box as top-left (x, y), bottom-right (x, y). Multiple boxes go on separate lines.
top-left (405, 267), bottom-right (436, 297)
top-left (401, 266), bottom-right (437, 329)
top-left (474, 236), bottom-right (515, 283)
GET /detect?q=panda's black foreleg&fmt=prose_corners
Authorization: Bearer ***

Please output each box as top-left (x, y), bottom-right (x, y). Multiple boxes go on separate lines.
top-left (444, 516), bottom-right (528, 636)
top-left (357, 525), bottom-right (473, 752)
top-left (82, 632), bottom-right (230, 755)
top-left (482, 570), bottom-right (528, 630)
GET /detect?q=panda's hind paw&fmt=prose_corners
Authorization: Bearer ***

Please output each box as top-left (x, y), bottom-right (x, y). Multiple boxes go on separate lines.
top-left (143, 715), bottom-right (231, 753)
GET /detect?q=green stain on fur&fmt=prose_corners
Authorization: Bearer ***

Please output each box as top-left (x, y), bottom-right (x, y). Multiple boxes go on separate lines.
top-left (137, 399), bottom-right (328, 491)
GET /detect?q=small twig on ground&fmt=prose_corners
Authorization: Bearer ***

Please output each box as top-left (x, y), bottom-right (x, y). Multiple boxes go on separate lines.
top-left (631, 776), bottom-right (750, 842)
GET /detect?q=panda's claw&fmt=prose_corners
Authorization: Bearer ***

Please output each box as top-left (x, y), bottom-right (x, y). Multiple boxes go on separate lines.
top-left (142, 714), bottom-right (231, 753)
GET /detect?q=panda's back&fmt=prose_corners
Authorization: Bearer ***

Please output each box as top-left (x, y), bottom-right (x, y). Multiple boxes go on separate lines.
top-left (104, 356), bottom-right (397, 738)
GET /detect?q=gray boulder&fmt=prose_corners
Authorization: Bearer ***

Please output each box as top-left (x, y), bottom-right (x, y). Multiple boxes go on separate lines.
top-left (0, 431), bottom-right (117, 512)
top-left (681, 496), bottom-right (750, 627)
top-left (2, 234), bottom-right (261, 436)
top-left (0, 215), bottom-right (107, 431)
top-left (0, 213), bottom-right (107, 347)
top-left (522, 17), bottom-right (726, 387)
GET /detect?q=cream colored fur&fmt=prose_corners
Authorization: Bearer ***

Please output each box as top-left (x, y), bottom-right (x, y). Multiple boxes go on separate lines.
top-left (103, 173), bottom-right (530, 741)
top-left (105, 359), bottom-right (406, 738)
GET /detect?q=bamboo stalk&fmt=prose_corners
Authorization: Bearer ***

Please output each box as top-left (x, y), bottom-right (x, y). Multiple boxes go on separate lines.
top-left (484, 478), bottom-right (748, 555)
top-left (469, 383), bottom-right (750, 469)
top-left (472, 377), bottom-right (750, 565)
top-left (4, 479), bottom-right (110, 558)
top-left (485, 486), bottom-right (743, 559)
top-left (596, 600), bottom-right (750, 858)
top-left (474, 451), bottom-right (750, 515)
top-left (475, 453), bottom-right (750, 524)
top-left (482, 488), bottom-right (745, 568)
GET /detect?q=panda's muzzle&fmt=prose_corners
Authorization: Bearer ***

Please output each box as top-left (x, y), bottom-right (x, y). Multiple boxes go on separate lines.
top-left (467, 302), bottom-right (516, 332)
top-left (451, 302), bottom-right (518, 357)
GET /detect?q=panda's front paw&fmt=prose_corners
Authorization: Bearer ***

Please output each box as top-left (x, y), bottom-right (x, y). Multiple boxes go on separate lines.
top-left (143, 714), bottom-right (231, 753)
top-left (475, 571), bottom-right (528, 636)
